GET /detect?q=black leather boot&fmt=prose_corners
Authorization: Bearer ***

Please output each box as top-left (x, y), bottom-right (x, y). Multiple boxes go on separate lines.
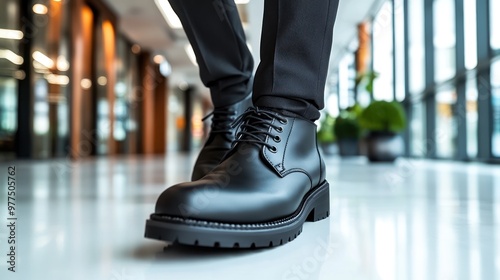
top-left (191, 93), bottom-right (253, 181)
top-left (145, 107), bottom-right (329, 248)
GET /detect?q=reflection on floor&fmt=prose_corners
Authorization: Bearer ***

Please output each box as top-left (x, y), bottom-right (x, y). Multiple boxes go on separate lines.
top-left (0, 154), bottom-right (499, 280)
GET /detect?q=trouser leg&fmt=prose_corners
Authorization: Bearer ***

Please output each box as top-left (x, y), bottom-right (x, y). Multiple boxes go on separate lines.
top-left (253, 0), bottom-right (340, 120)
top-left (169, 0), bottom-right (254, 107)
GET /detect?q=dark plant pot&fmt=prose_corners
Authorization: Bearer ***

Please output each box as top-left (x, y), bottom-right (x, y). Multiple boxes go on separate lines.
top-left (365, 131), bottom-right (404, 162)
top-left (337, 138), bottom-right (360, 157)
top-left (320, 142), bottom-right (338, 156)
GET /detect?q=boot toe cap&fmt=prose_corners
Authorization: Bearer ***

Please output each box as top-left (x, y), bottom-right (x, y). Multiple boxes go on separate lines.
top-left (153, 172), bottom-right (310, 223)
top-left (154, 183), bottom-right (198, 218)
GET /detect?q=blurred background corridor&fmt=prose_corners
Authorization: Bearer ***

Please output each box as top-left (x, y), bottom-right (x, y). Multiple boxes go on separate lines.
top-left (0, 0), bottom-right (500, 279)
top-left (1, 0), bottom-right (499, 161)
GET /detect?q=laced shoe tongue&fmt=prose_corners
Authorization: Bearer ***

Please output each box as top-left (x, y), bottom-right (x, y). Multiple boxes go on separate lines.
top-left (241, 113), bottom-right (271, 141)
top-left (232, 107), bottom-right (287, 149)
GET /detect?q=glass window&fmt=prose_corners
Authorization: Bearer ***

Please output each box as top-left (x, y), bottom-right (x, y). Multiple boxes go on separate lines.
top-left (433, 0), bottom-right (456, 83)
top-left (326, 93), bottom-right (339, 117)
top-left (0, 0), bottom-right (21, 157)
top-left (115, 38), bottom-right (141, 154)
top-left (408, 0), bottom-right (425, 94)
top-left (462, 0), bottom-right (479, 158)
top-left (411, 102), bottom-right (426, 157)
top-left (466, 71), bottom-right (478, 158)
top-left (31, 0), bottom-right (72, 158)
top-left (115, 38), bottom-right (129, 154)
top-left (95, 18), bottom-right (110, 155)
top-left (394, 0), bottom-right (405, 101)
top-left (325, 72), bottom-right (340, 116)
top-left (0, 78), bottom-right (17, 133)
top-left (373, 1), bottom-right (394, 101)
top-left (126, 50), bottom-right (140, 154)
top-left (0, 78), bottom-right (17, 155)
top-left (492, 60), bottom-right (500, 157)
top-left (464, 0), bottom-right (477, 70)
top-left (338, 53), bottom-right (356, 109)
top-left (491, 0), bottom-right (500, 50)
top-left (435, 86), bottom-right (457, 158)
top-left (33, 80), bottom-right (50, 158)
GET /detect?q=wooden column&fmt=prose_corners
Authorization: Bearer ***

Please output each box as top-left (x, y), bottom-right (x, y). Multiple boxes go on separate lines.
top-left (139, 53), bottom-right (155, 154)
top-left (103, 20), bottom-right (116, 155)
top-left (356, 22), bottom-right (371, 75)
top-left (70, 0), bottom-right (117, 158)
top-left (69, 0), bottom-right (85, 159)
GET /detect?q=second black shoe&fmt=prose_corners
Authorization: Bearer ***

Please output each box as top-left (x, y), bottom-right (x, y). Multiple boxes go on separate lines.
top-left (191, 93), bottom-right (253, 181)
top-left (145, 107), bottom-right (330, 248)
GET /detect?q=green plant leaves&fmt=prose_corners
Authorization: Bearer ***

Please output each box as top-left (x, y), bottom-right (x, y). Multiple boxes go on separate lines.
top-left (358, 101), bottom-right (407, 133)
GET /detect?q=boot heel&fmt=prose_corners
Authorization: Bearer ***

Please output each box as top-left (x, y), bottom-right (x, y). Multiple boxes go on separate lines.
top-left (306, 182), bottom-right (330, 222)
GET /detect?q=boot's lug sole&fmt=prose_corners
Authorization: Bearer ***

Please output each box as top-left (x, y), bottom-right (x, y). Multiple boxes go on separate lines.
top-left (144, 181), bottom-right (330, 248)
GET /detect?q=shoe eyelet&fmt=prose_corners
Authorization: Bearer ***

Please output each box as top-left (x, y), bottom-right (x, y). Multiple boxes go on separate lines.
top-left (276, 127), bottom-right (283, 133)
top-left (279, 119), bottom-right (288, 125)
top-left (274, 135), bottom-right (281, 143)
top-left (269, 146), bottom-right (278, 153)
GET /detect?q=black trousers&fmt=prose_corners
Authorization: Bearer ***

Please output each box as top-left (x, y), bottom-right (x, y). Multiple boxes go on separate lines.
top-left (169, 0), bottom-right (339, 120)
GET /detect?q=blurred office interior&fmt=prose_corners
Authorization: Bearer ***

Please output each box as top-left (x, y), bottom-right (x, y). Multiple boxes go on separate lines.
top-left (1, 1), bottom-right (500, 279)
top-left (0, 0), bottom-right (499, 162)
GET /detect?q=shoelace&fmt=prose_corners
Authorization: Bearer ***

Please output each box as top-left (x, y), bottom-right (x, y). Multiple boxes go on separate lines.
top-left (202, 109), bottom-right (237, 138)
top-left (231, 108), bottom-right (288, 152)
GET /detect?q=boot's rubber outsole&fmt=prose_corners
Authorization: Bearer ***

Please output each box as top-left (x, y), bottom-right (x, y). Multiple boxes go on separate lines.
top-left (144, 181), bottom-right (330, 248)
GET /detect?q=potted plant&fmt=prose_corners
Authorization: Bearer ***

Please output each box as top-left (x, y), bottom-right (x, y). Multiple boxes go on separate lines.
top-left (317, 113), bottom-right (337, 155)
top-left (358, 101), bottom-right (407, 162)
top-left (334, 104), bottom-right (363, 157)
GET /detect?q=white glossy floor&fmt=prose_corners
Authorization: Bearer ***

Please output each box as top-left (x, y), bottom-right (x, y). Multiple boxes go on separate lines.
top-left (1, 154), bottom-right (500, 280)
